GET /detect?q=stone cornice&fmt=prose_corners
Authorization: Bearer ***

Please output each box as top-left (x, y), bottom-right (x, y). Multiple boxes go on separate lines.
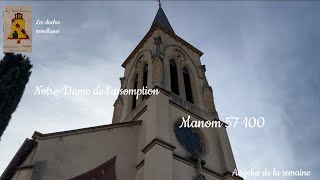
top-left (141, 138), bottom-right (176, 154)
top-left (136, 159), bottom-right (144, 170)
top-left (173, 153), bottom-right (243, 180)
top-left (152, 85), bottom-right (171, 97)
top-left (169, 97), bottom-right (227, 128)
top-left (222, 171), bottom-right (244, 180)
top-left (32, 120), bottom-right (142, 140)
top-left (122, 23), bottom-right (203, 68)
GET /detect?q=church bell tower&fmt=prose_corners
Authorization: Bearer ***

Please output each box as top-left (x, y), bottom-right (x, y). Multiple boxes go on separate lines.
top-left (112, 4), bottom-right (243, 180)
top-left (0, 3), bottom-right (245, 180)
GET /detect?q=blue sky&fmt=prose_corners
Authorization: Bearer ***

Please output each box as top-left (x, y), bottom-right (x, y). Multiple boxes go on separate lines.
top-left (0, 1), bottom-right (319, 180)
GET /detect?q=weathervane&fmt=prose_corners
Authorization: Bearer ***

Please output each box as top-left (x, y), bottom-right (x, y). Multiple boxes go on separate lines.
top-left (157, 0), bottom-right (162, 7)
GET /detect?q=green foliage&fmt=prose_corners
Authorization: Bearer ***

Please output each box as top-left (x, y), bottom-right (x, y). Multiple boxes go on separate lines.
top-left (0, 53), bottom-right (32, 139)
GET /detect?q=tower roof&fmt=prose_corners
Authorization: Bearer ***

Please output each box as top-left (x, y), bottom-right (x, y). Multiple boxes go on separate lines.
top-left (151, 6), bottom-right (175, 33)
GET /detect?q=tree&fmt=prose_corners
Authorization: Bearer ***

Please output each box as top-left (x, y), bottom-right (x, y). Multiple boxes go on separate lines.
top-left (0, 53), bottom-right (32, 139)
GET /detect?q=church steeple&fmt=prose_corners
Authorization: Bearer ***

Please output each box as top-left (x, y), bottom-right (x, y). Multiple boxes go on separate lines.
top-left (151, 6), bottom-right (175, 33)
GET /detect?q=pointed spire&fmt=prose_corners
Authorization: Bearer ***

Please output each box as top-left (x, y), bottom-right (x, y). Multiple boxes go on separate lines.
top-left (151, 5), bottom-right (175, 34)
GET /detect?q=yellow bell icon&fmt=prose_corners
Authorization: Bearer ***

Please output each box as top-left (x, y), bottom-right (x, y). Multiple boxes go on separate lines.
top-left (8, 13), bottom-right (29, 44)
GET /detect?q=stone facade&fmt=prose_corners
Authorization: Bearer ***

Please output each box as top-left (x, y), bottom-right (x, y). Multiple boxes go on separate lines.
top-left (1, 6), bottom-right (242, 180)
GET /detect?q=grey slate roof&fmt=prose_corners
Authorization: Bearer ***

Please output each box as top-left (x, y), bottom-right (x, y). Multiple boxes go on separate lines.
top-left (151, 6), bottom-right (175, 33)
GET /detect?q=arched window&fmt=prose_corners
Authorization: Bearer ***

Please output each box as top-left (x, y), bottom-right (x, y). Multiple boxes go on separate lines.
top-left (142, 64), bottom-right (148, 99)
top-left (170, 60), bottom-right (180, 95)
top-left (132, 74), bottom-right (138, 110)
top-left (183, 67), bottom-right (194, 103)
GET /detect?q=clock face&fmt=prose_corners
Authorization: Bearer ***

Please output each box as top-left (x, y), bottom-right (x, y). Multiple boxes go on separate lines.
top-left (174, 121), bottom-right (205, 156)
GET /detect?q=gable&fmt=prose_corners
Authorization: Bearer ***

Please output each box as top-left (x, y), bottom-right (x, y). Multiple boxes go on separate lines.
top-left (122, 24), bottom-right (203, 68)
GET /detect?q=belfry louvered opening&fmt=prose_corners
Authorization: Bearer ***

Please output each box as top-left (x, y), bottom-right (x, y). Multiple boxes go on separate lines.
top-left (183, 67), bottom-right (194, 104)
top-left (142, 64), bottom-right (148, 99)
top-left (132, 74), bottom-right (138, 110)
top-left (170, 60), bottom-right (180, 95)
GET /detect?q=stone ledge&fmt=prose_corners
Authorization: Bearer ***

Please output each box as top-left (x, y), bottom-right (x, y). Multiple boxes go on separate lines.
top-left (141, 138), bottom-right (176, 154)
top-left (136, 159), bottom-right (144, 170)
top-left (33, 120), bottom-right (142, 140)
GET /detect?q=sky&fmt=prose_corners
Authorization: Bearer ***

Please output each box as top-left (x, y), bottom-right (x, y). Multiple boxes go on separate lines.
top-left (0, 1), bottom-right (320, 180)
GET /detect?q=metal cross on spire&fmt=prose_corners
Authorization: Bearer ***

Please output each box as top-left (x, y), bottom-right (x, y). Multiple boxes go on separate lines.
top-left (157, 0), bottom-right (162, 7)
